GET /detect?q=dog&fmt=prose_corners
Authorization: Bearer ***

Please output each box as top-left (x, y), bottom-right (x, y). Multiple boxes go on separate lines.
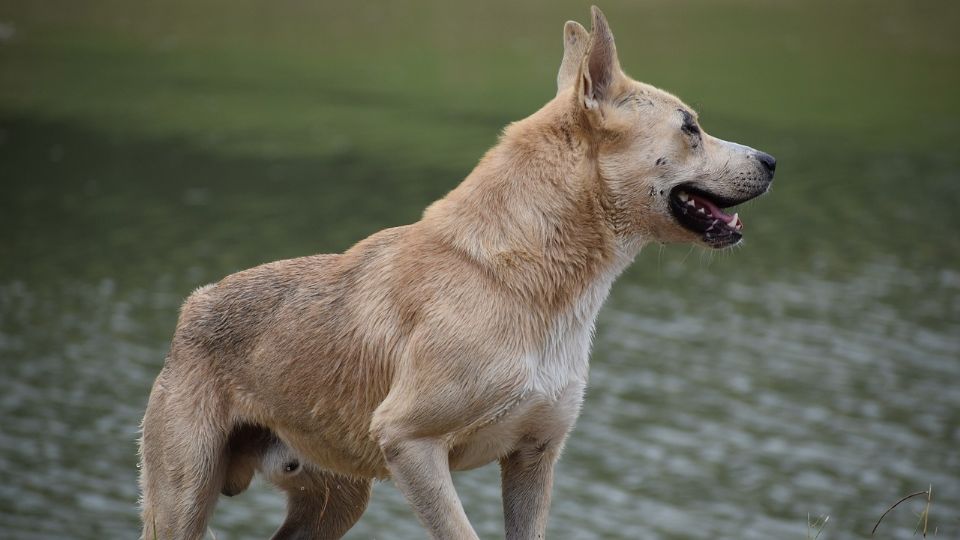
top-left (139, 6), bottom-right (775, 539)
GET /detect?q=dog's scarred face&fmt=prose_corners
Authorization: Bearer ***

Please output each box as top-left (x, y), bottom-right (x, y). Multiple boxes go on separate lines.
top-left (595, 83), bottom-right (775, 250)
top-left (563, 13), bottom-right (775, 249)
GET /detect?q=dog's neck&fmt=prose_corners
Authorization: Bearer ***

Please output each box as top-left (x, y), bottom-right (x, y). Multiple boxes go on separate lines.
top-left (421, 96), bottom-right (638, 312)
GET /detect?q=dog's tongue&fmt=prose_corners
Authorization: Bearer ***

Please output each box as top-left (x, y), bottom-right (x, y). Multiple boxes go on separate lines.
top-left (686, 192), bottom-right (744, 230)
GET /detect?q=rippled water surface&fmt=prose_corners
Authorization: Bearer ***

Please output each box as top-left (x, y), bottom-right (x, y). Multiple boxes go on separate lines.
top-left (2, 1), bottom-right (959, 538)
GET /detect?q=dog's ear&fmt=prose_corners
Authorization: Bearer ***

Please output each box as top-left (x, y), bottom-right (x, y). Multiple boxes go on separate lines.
top-left (577, 6), bottom-right (622, 114)
top-left (557, 21), bottom-right (590, 96)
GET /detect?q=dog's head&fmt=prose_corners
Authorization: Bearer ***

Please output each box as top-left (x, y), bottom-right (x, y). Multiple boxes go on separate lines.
top-left (559, 7), bottom-right (775, 249)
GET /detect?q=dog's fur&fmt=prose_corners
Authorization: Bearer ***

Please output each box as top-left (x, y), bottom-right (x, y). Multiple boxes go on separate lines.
top-left (139, 7), bottom-right (775, 539)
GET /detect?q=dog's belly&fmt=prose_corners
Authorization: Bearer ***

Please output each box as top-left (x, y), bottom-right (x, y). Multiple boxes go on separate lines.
top-left (448, 382), bottom-right (585, 471)
top-left (277, 426), bottom-right (387, 479)
top-left (448, 400), bottom-right (538, 471)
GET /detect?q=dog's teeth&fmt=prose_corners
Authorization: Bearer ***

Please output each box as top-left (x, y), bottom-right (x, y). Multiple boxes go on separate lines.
top-left (726, 213), bottom-right (743, 230)
top-left (686, 199), bottom-right (696, 207)
top-left (678, 191), bottom-right (689, 202)
top-left (697, 207), bottom-right (706, 214)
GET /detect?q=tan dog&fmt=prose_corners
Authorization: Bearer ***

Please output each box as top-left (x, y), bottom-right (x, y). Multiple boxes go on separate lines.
top-left (139, 7), bottom-right (775, 539)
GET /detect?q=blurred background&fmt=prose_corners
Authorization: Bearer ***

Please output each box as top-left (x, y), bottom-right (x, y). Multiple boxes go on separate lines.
top-left (1, 0), bottom-right (958, 538)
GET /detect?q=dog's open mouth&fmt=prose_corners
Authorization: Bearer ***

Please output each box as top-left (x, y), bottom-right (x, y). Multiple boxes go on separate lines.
top-left (669, 186), bottom-right (749, 248)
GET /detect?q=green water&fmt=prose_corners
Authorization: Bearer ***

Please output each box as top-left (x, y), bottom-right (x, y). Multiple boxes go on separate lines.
top-left (1, 1), bottom-right (958, 538)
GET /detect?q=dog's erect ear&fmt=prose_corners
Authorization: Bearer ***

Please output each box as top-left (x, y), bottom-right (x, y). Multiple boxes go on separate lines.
top-left (578, 6), bottom-right (621, 113)
top-left (557, 21), bottom-right (590, 96)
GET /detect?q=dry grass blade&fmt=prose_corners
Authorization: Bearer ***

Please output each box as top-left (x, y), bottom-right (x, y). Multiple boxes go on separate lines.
top-left (807, 513), bottom-right (830, 540)
top-left (871, 488), bottom-right (931, 536)
top-left (912, 485), bottom-right (932, 538)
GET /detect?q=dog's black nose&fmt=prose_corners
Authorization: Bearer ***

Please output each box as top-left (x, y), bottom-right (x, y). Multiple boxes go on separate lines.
top-left (756, 152), bottom-right (777, 176)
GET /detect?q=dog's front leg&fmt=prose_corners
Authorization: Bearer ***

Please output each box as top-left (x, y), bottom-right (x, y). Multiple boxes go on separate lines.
top-left (500, 382), bottom-right (583, 539)
top-left (499, 437), bottom-right (563, 540)
top-left (381, 436), bottom-right (479, 540)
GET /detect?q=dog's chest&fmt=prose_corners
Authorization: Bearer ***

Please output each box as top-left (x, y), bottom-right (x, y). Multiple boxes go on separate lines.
top-left (449, 254), bottom-right (632, 470)
top-left (526, 260), bottom-right (625, 397)
top-left (527, 308), bottom-right (595, 398)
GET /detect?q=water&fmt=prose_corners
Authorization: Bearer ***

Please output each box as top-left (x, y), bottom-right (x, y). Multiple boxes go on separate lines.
top-left (2, 1), bottom-right (959, 538)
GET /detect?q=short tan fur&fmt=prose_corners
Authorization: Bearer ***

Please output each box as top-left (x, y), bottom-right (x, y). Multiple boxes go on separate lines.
top-left (139, 7), bottom-right (775, 539)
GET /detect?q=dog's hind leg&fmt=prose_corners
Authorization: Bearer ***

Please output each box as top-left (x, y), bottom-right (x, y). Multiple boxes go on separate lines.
top-left (139, 365), bottom-right (231, 540)
top-left (265, 455), bottom-right (372, 540)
